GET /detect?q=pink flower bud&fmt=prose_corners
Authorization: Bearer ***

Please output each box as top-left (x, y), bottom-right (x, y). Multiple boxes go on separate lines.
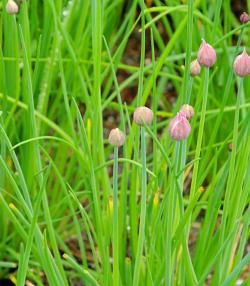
top-left (108, 128), bottom-right (125, 147)
top-left (240, 12), bottom-right (250, 24)
top-left (133, 106), bottom-right (153, 125)
top-left (190, 59), bottom-right (201, 77)
top-left (233, 48), bottom-right (250, 77)
top-left (168, 113), bottom-right (191, 141)
top-left (198, 40), bottom-right (217, 68)
top-left (180, 104), bottom-right (194, 120)
top-left (6, 0), bottom-right (19, 15)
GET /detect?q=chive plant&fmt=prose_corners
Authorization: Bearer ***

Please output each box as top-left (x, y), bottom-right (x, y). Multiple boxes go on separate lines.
top-left (0, 1), bottom-right (250, 286)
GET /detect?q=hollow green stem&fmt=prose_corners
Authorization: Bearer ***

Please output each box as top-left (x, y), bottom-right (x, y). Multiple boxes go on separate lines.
top-left (190, 68), bottom-right (210, 196)
top-left (133, 127), bottom-right (147, 286)
top-left (112, 146), bottom-right (119, 286)
top-left (165, 141), bottom-right (181, 285)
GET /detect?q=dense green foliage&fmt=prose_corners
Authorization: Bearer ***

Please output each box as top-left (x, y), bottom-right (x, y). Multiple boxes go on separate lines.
top-left (0, 0), bottom-right (249, 285)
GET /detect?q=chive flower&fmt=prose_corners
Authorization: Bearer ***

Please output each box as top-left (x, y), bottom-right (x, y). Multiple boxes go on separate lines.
top-left (240, 12), bottom-right (250, 24)
top-left (6, 0), bottom-right (19, 14)
top-left (108, 128), bottom-right (125, 147)
top-left (168, 113), bottom-right (191, 141)
top-left (190, 59), bottom-right (201, 77)
top-left (133, 106), bottom-right (153, 125)
top-left (198, 40), bottom-right (217, 68)
top-left (233, 48), bottom-right (250, 77)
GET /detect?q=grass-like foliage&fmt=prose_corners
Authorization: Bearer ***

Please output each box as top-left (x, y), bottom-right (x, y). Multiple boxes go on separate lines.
top-left (0, 0), bottom-right (250, 285)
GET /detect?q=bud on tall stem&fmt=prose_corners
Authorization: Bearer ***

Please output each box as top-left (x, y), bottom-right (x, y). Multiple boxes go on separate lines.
top-left (168, 113), bottom-right (191, 141)
top-left (233, 48), bottom-right (250, 77)
top-left (108, 128), bottom-right (125, 147)
top-left (190, 59), bottom-right (201, 76)
top-left (133, 106), bottom-right (153, 125)
top-left (198, 40), bottom-right (217, 68)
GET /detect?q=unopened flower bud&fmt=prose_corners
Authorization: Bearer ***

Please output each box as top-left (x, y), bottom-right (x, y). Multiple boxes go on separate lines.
top-left (133, 106), bottom-right (153, 125)
top-left (6, 0), bottom-right (19, 15)
top-left (240, 12), bottom-right (250, 24)
top-left (180, 104), bottom-right (194, 120)
top-left (108, 128), bottom-right (125, 147)
top-left (198, 40), bottom-right (217, 68)
top-left (190, 59), bottom-right (201, 76)
top-left (168, 113), bottom-right (191, 141)
top-left (233, 48), bottom-right (250, 77)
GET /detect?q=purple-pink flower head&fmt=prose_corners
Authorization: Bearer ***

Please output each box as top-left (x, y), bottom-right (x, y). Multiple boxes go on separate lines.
top-left (168, 113), bottom-right (191, 141)
top-left (133, 106), bottom-right (153, 126)
top-left (233, 48), bottom-right (250, 77)
top-left (240, 12), bottom-right (250, 24)
top-left (108, 128), bottom-right (125, 147)
top-left (198, 40), bottom-right (217, 68)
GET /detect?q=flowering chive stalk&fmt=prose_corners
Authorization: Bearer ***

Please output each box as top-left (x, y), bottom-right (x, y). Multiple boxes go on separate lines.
top-left (108, 128), bottom-right (125, 286)
top-left (190, 39), bottom-right (216, 197)
top-left (132, 107), bottom-right (153, 286)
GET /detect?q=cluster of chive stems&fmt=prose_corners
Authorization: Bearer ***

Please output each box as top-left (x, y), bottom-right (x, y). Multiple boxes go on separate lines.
top-left (5, 3), bottom-right (250, 284)
top-left (109, 11), bottom-right (250, 146)
top-left (108, 11), bottom-right (250, 285)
